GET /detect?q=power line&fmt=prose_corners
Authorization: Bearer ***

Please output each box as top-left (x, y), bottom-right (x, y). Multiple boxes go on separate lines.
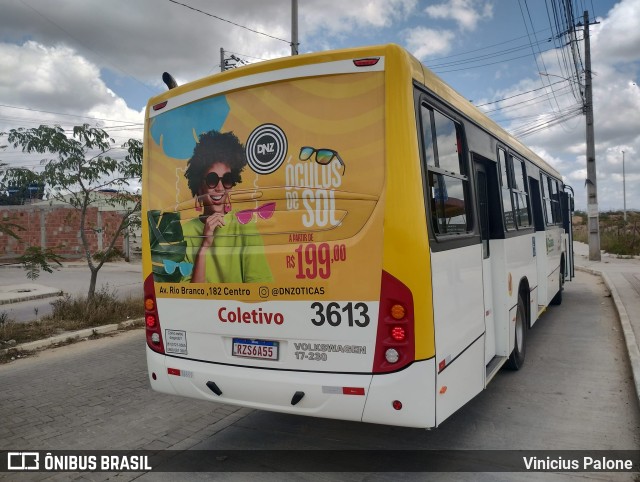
top-left (426, 27), bottom-right (552, 62)
top-left (510, 106), bottom-right (583, 137)
top-left (0, 103), bottom-right (142, 126)
top-left (475, 79), bottom-right (567, 107)
top-left (168, 0), bottom-right (290, 44)
top-left (224, 49), bottom-right (270, 62)
top-left (519, 0), bottom-right (563, 116)
top-left (430, 46), bottom-right (556, 73)
top-left (427, 37), bottom-right (553, 69)
top-left (482, 85), bottom-right (576, 115)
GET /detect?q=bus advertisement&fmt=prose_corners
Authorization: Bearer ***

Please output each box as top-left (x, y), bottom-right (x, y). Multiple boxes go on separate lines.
top-left (142, 44), bottom-right (573, 428)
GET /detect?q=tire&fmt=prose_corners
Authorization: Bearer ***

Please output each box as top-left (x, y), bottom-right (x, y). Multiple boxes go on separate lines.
top-left (506, 295), bottom-right (527, 370)
top-left (550, 262), bottom-right (564, 306)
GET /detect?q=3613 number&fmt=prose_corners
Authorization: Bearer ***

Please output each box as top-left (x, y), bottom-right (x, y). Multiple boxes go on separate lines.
top-left (310, 302), bottom-right (370, 327)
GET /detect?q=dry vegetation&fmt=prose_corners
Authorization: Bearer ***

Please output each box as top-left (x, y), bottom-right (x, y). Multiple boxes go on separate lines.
top-left (573, 210), bottom-right (640, 256)
top-left (0, 286), bottom-right (144, 362)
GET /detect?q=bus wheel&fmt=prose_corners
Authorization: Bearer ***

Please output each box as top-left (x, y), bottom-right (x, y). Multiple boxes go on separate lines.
top-left (506, 295), bottom-right (527, 370)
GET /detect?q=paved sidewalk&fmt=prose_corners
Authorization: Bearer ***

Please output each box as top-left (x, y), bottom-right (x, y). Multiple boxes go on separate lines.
top-left (572, 241), bottom-right (640, 404)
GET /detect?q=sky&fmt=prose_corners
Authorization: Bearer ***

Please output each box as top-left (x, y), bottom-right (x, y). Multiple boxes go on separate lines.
top-left (0, 0), bottom-right (638, 211)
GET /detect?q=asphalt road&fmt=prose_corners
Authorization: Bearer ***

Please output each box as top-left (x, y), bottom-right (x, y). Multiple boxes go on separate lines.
top-left (1, 270), bottom-right (638, 481)
top-left (0, 261), bottom-right (142, 323)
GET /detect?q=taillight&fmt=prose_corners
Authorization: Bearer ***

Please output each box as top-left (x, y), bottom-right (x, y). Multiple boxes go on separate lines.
top-left (152, 101), bottom-right (168, 111)
top-left (353, 58), bottom-right (380, 67)
top-left (391, 326), bottom-right (405, 341)
top-left (144, 274), bottom-right (165, 354)
top-left (372, 271), bottom-right (415, 373)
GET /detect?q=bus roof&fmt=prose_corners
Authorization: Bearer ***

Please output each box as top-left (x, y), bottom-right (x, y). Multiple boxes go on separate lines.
top-left (147, 43), bottom-right (562, 180)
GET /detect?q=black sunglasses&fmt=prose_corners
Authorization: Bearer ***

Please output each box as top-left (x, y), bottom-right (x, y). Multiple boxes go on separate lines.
top-left (205, 172), bottom-right (236, 189)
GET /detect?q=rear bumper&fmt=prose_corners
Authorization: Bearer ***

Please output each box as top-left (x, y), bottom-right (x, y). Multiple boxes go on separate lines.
top-left (147, 348), bottom-right (436, 428)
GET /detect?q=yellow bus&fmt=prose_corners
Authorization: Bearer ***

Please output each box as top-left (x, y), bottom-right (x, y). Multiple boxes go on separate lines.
top-left (142, 44), bottom-right (574, 428)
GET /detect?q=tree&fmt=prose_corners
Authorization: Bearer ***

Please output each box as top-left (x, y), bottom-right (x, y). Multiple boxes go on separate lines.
top-left (1, 124), bottom-right (142, 298)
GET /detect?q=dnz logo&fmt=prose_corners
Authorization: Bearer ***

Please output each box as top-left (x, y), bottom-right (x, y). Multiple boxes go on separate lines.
top-left (246, 124), bottom-right (288, 175)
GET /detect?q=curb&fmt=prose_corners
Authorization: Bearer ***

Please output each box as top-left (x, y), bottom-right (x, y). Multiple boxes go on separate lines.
top-left (0, 289), bottom-right (62, 306)
top-left (0, 317), bottom-right (145, 357)
top-left (575, 266), bottom-right (640, 405)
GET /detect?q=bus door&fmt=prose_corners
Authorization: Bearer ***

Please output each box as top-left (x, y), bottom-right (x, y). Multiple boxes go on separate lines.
top-left (473, 159), bottom-right (496, 366)
top-left (561, 188), bottom-right (575, 281)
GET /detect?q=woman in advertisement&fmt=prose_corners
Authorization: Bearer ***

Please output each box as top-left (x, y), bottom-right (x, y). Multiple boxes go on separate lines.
top-left (182, 130), bottom-right (273, 284)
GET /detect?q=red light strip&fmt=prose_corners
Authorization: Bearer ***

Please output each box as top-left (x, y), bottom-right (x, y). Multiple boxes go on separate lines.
top-left (342, 387), bottom-right (365, 396)
top-left (153, 101), bottom-right (168, 111)
top-left (353, 58), bottom-right (380, 67)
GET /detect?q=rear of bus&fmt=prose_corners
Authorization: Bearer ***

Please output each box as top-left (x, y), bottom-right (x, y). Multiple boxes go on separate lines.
top-left (142, 44), bottom-right (437, 428)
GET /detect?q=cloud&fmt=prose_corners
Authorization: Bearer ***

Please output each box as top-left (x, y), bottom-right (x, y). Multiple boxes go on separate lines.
top-left (425, 0), bottom-right (494, 31)
top-left (404, 27), bottom-right (456, 60)
top-left (592, 0), bottom-right (640, 63)
top-left (0, 41), bottom-right (142, 168)
top-left (299, 0), bottom-right (418, 34)
top-left (0, 41), bottom-right (107, 113)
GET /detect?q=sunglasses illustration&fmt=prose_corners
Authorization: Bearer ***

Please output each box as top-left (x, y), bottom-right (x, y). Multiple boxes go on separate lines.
top-left (299, 147), bottom-right (346, 174)
top-left (163, 259), bottom-right (194, 277)
top-left (235, 202), bottom-right (276, 225)
top-left (205, 172), bottom-right (236, 189)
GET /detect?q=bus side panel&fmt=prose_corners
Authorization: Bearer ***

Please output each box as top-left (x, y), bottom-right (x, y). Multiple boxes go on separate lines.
top-left (430, 244), bottom-right (485, 424)
top-left (362, 359), bottom-right (436, 428)
top-left (431, 245), bottom-right (485, 368)
top-left (545, 226), bottom-right (563, 302)
top-left (435, 336), bottom-right (484, 425)
top-left (487, 239), bottom-right (510, 357)
top-left (504, 233), bottom-right (537, 317)
top-left (535, 230), bottom-right (549, 309)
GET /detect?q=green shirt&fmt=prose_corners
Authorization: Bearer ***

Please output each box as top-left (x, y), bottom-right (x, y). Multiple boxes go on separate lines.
top-left (181, 213), bottom-right (273, 284)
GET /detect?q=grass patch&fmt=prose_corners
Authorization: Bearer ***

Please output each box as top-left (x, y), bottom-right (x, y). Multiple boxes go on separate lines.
top-left (0, 286), bottom-right (144, 348)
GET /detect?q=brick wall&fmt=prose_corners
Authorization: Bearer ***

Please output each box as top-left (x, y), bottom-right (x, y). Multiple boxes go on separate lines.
top-left (0, 204), bottom-right (127, 260)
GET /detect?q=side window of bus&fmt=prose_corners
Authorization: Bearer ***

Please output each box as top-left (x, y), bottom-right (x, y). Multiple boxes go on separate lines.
top-left (421, 105), bottom-right (469, 236)
top-left (541, 174), bottom-right (554, 225)
top-left (498, 148), bottom-right (516, 230)
top-left (550, 178), bottom-right (562, 224)
top-left (511, 156), bottom-right (531, 228)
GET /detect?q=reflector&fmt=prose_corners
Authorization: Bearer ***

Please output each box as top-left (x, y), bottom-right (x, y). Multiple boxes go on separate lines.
top-left (385, 348), bottom-right (399, 363)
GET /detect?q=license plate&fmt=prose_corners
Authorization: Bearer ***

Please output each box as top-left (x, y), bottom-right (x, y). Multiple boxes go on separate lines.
top-left (232, 338), bottom-right (279, 360)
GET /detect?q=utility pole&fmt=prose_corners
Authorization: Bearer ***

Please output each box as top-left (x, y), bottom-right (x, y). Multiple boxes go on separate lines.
top-left (584, 10), bottom-right (600, 261)
top-left (622, 150), bottom-right (627, 223)
top-left (291, 0), bottom-right (299, 55)
top-left (220, 48), bottom-right (245, 71)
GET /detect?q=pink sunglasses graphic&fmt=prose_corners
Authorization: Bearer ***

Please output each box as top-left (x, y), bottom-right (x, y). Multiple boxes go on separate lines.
top-left (235, 202), bottom-right (276, 225)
